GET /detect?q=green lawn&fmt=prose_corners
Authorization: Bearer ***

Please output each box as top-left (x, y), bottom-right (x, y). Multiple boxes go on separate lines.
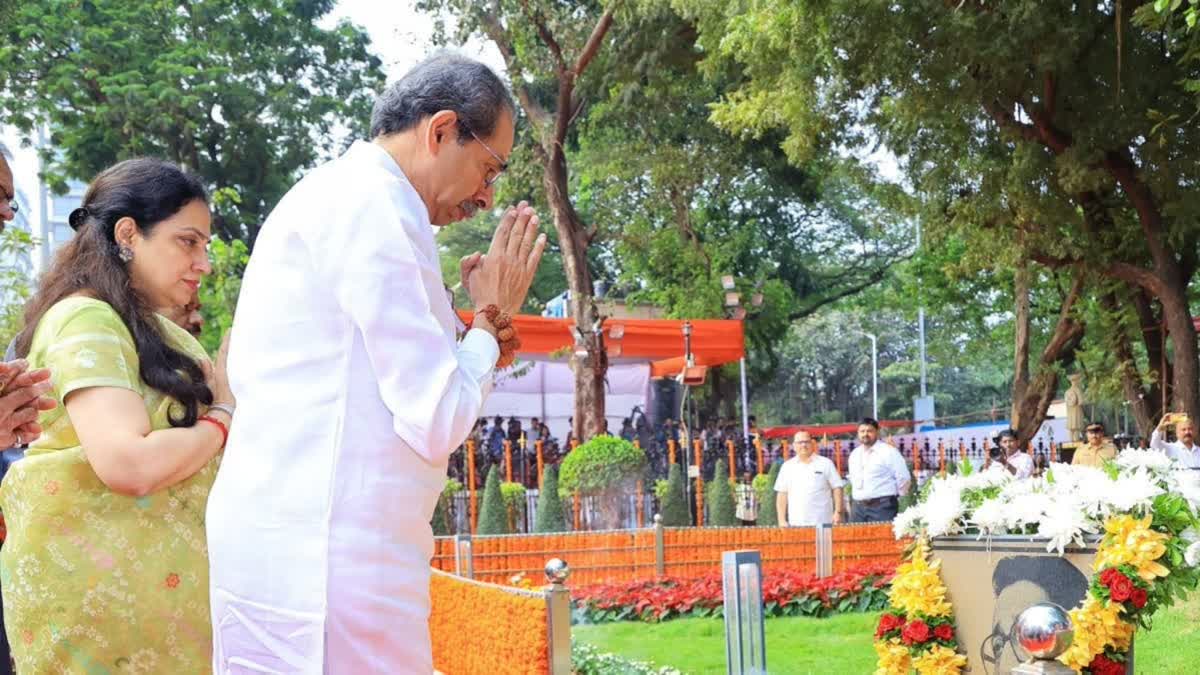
top-left (573, 611), bottom-right (880, 675)
top-left (574, 594), bottom-right (1200, 674)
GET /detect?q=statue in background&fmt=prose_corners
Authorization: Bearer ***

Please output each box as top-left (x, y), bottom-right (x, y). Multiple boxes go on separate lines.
top-left (1065, 373), bottom-right (1085, 443)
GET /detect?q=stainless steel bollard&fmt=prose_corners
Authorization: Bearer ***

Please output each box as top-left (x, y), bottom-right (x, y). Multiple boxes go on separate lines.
top-left (544, 558), bottom-right (572, 675)
top-left (453, 533), bottom-right (473, 579)
top-left (722, 550), bottom-right (767, 674)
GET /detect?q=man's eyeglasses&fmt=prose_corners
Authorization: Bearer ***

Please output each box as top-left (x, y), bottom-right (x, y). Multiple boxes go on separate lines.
top-left (466, 127), bottom-right (508, 188)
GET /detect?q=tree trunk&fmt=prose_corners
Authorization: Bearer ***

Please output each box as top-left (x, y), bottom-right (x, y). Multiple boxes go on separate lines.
top-left (479, 6), bottom-right (616, 445)
top-left (1010, 264), bottom-right (1031, 429)
top-left (542, 155), bottom-right (607, 443)
top-left (1103, 292), bottom-right (1159, 436)
top-left (1132, 291), bottom-right (1168, 416)
top-left (1011, 274), bottom-right (1086, 447)
top-left (1100, 150), bottom-right (1199, 423)
top-left (1161, 283), bottom-right (1200, 422)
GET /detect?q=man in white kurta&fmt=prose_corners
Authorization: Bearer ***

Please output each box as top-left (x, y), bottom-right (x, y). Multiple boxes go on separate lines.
top-left (205, 54), bottom-right (544, 673)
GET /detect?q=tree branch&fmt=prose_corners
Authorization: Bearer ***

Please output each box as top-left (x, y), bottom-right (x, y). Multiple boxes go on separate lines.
top-left (574, 7), bottom-right (616, 77)
top-left (478, 10), bottom-right (552, 131)
top-left (520, 0), bottom-right (566, 75)
top-left (786, 259), bottom-right (906, 321)
top-left (983, 99), bottom-right (1039, 143)
top-left (1100, 149), bottom-right (1170, 268)
top-left (1042, 71), bottom-right (1056, 121)
top-left (1103, 261), bottom-right (1168, 297)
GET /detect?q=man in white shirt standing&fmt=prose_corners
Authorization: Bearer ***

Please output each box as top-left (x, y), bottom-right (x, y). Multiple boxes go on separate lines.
top-left (984, 429), bottom-right (1034, 479)
top-left (847, 418), bottom-right (910, 522)
top-left (774, 430), bottom-right (845, 526)
top-left (205, 54), bottom-right (546, 674)
top-left (1151, 414), bottom-right (1199, 469)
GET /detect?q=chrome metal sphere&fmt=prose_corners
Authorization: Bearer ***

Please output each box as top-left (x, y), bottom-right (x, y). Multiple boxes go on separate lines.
top-left (1012, 603), bottom-right (1074, 660)
top-left (544, 558), bottom-right (570, 584)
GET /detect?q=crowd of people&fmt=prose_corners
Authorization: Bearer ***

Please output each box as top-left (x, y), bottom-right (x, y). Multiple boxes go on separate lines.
top-left (449, 410), bottom-right (769, 488)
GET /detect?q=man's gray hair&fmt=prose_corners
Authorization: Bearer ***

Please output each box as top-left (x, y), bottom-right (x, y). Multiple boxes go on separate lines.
top-left (370, 52), bottom-right (515, 141)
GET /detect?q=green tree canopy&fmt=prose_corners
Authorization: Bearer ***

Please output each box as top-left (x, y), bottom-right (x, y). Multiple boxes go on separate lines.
top-left (675, 0), bottom-right (1200, 427)
top-left (0, 0), bottom-right (383, 245)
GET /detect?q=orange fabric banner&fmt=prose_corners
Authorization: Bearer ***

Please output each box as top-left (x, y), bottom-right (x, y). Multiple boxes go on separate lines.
top-left (456, 311), bottom-right (744, 374)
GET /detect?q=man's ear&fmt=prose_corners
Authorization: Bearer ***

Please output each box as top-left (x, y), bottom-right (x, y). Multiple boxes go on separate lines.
top-left (425, 110), bottom-right (460, 155)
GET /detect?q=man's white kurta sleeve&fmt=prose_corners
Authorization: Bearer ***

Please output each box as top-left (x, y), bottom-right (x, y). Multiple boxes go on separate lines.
top-left (1150, 430), bottom-right (1171, 454)
top-left (308, 192), bottom-right (499, 464)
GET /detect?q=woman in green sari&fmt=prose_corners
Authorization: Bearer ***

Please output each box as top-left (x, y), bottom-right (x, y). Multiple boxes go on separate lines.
top-left (0, 158), bottom-right (234, 674)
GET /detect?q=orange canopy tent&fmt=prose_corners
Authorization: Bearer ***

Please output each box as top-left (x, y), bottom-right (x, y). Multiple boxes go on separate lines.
top-left (456, 311), bottom-right (745, 375)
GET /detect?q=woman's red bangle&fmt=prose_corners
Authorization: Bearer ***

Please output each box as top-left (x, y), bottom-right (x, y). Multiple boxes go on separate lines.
top-left (199, 415), bottom-right (229, 447)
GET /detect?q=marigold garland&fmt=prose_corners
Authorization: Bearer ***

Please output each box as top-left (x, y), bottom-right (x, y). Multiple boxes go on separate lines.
top-left (873, 538), bottom-right (966, 674)
top-left (430, 570), bottom-right (549, 674)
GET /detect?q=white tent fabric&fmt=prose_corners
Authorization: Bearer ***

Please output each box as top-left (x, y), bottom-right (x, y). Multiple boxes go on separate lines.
top-left (480, 360), bottom-right (651, 442)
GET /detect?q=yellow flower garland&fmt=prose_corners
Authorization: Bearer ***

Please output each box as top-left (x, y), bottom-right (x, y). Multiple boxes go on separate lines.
top-left (1094, 514), bottom-right (1170, 582)
top-left (874, 538), bottom-right (965, 674)
top-left (912, 644), bottom-right (968, 674)
top-left (1058, 514), bottom-right (1165, 673)
top-left (888, 539), bottom-right (953, 618)
top-left (873, 638), bottom-right (911, 675)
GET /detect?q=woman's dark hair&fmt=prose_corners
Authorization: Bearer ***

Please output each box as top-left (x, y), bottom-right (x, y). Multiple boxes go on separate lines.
top-left (16, 158), bottom-right (212, 427)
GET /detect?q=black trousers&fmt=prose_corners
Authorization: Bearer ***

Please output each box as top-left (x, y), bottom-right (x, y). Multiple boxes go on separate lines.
top-left (850, 496), bottom-right (899, 523)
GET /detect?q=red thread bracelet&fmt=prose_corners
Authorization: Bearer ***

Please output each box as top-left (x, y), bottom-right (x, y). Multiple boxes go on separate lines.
top-left (199, 415), bottom-right (229, 447)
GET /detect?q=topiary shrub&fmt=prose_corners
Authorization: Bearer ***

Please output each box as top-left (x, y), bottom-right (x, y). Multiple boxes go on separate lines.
top-left (501, 481), bottom-right (527, 533)
top-left (431, 478), bottom-right (463, 536)
top-left (707, 460), bottom-right (738, 527)
top-left (653, 479), bottom-right (671, 502)
top-left (477, 466), bottom-right (508, 535)
top-left (558, 436), bottom-right (647, 530)
top-left (757, 461), bottom-right (783, 526)
top-left (534, 465), bottom-right (568, 533)
top-left (752, 472), bottom-right (771, 508)
top-left (659, 462), bottom-right (691, 526)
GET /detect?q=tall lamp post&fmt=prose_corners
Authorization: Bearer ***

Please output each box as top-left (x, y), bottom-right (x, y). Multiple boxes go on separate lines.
top-left (854, 330), bottom-right (879, 420)
top-left (722, 275), bottom-right (764, 440)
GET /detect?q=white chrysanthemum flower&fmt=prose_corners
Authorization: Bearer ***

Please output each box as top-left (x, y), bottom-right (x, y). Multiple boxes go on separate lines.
top-left (1074, 471), bottom-right (1119, 519)
top-left (1001, 478), bottom-right (1039, 500)
top-left (1006, 492), bottom-right (1052, 533)
top-left (1108, 469), bottom-right (1165, 514)
top-left (963, 469), bottom-right (1010, 491)
top-left (970, 497), bottom-right (1009, 536)
top-left (923, 482), bottom-right (966, 538)
top-left (1168, 470), bottom-right (1200, 513)
top-left (1038, 497), bottom-right (1096, 554)
top-left (893, 505), bottom-right (924, 539)
top-left (1117, 449), bottom-right (1174, 475)
top-left (1186, 541), bottom-right (1200, 568)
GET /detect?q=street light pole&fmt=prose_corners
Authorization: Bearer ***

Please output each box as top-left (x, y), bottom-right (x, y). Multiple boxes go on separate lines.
top-left (855, 331), bottom-right (879, 420)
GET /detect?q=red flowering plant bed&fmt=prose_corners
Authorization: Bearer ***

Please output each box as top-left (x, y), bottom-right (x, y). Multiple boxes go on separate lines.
top-left (571, 562), bottom-right (895, 624)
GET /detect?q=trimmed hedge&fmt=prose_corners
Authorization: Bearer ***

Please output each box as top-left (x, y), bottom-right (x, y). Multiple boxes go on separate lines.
top-left (659, 462), bottom-right (690, 526)
top-left (558, 436), bottom-right (647, 498)
top-left (706, 460), bottom-right (738, 526)
top-left (534, 465), bottom-right (568, 532)
top-left (477, 467), bottom-right (508, 534)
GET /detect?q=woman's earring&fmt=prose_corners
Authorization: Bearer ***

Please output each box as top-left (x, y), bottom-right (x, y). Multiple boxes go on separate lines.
top-left (118, 245), bottom-right (134, 263)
